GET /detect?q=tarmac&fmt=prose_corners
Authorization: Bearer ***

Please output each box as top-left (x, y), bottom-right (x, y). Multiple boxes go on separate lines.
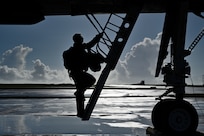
top-left (0, 85), bottom-right (203, 135)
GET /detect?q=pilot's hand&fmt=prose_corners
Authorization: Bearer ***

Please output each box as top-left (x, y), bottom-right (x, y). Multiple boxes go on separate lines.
top-left (96, 33), bottom-right (103, 38)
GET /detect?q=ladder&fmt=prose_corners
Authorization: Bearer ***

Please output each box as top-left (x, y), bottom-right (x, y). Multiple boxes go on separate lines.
top-left (188, 28), bottom-right (204, 52)
top-left (86, 13), bottom-right (126, 59)
top-left (82, 7), bottom-right (142, 120)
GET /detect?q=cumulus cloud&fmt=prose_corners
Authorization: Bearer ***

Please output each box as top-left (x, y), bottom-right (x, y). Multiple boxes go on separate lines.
top-left (0, 65), bottom-right (30, 81)
top-left (0, 33), bottom-right (164, 84)
top-left (0, 45), bottom-right (70, 83)
top-left (108, 33), bottom-right (163, 84)
top-left (31, 59), bottom-right (69, 83)
top-left (0, 44), bottom-right (32, 70)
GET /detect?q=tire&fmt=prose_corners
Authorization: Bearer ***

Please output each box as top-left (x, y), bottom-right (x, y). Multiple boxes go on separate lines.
top-left (152, 99), bottom-right (198, 135)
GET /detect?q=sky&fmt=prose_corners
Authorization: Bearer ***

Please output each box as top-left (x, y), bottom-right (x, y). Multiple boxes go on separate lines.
top-left (0, 12), bottom-right (203, 85)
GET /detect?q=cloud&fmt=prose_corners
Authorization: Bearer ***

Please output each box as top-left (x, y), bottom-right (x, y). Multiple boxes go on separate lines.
top-left (108, 33), bottom-right (162, 84)
top-left (0, 65), bottom-right (30, 81)
top-left (0, 45), bottom-right (71, 83)
top-left (31, 59), bottom-right (70, 83)
top-left (0, 44), bottom-right (32, 70)
top-left (0, 33), bottom-right (163, 84)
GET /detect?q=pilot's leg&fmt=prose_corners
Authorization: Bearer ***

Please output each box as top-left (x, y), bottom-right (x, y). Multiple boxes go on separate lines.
top-left (74, 89), bottom-right (85, 118)
top-left (73, 72), bottom-right (96, 118)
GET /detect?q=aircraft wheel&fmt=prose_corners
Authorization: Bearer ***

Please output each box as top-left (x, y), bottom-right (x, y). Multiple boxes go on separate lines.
top-left (152, 99), bottom-right (198, 135)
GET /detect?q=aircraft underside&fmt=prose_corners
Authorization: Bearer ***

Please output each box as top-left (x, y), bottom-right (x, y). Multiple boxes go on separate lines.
top-left (0, 0), bottom-right (203, 24)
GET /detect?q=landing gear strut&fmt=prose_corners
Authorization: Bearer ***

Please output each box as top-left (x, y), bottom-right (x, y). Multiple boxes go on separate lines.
top-left (153, 1), bottom-right (199, 135)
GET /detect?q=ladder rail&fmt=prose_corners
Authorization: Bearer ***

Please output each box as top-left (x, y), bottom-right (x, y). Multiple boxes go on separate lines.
top-left (86, 14), bottom-right (114, 57)
top-left (85, 14), bottom-right (101, 33)
top-left (86, 13), bottom-right (132, 59)
top-left (90, 14), bottom-right (113, 44)
top-left (96, 43), bottom-right (109, 57)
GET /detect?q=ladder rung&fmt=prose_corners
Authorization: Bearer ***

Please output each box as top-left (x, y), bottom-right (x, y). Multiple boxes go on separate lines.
top-left (101, 37), bottom-right (112, 43)
top-left (106, 26), bottom-right (118, 33)
top-left (113, 13), bottom-right (124, 19)
top-left (99, 40), bottom-right (111, 47)
top-left (108, 22), bottom-right (120, 28)
top-left (96, 45), bottom-right (109, 57)
top-left (100, 38), bottom-right (112, 48)
top-left (99, 40), bottom-right (111, 46)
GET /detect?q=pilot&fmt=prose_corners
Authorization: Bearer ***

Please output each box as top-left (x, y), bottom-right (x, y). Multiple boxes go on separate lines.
top-left (63, 33), bottom-right (103, 118)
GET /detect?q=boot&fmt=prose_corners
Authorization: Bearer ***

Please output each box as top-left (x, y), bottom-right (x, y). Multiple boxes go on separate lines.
top-left (75, 94), bottom-right (85, 118)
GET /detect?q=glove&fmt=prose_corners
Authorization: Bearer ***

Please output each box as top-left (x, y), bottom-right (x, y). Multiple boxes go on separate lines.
top-left (96, 33), bottom-right (103, 39)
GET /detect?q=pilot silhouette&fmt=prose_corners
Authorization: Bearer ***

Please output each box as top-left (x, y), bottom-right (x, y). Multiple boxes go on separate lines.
top-left (63, 33), bottom-right (103, 118)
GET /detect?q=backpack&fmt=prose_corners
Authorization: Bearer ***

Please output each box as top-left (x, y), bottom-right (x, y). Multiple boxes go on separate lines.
top-left (63, 47), bottom-right (105, 72)
top-left (87, 52), bottom-right (105, 72)
top-left (63, 47), bottom-right (88, 72)
top-left (63, 48), bottom-right (72, 70)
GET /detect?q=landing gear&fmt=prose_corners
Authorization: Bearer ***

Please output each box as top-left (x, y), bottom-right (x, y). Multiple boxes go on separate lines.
top-left (152, 99), bottom-right (198, 135)
top-left (152, 1), bottom-right (200, 135)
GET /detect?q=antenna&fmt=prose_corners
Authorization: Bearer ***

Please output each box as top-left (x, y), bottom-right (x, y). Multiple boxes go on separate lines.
top-left (187, 28), bottom-right (204, 52)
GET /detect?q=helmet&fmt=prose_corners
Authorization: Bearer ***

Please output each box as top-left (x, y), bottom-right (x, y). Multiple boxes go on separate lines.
top-left (73, 33), bottom-right (83, 43)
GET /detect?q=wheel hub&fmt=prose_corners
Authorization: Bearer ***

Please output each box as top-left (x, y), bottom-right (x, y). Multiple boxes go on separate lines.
top-left (169, 108), bottom-right (191, 131)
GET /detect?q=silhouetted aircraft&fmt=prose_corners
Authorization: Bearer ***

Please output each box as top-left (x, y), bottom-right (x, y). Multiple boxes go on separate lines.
top-left (1, 0), bottom-right (204, 135)
top-left (0, 0), bottom-right (203, 24)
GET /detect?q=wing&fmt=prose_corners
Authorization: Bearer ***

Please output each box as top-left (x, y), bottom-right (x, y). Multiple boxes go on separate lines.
top-left (0, 0), bottom-right (203, 24)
